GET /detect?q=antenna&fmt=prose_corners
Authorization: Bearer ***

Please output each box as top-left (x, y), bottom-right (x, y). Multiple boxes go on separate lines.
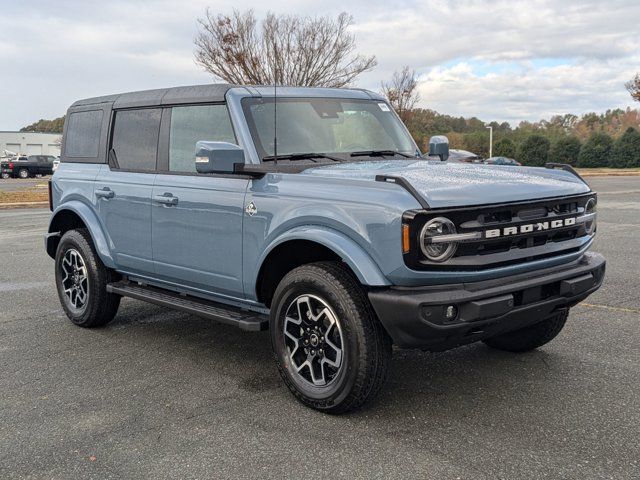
top-left (273, 46), bottom-right (278, 167)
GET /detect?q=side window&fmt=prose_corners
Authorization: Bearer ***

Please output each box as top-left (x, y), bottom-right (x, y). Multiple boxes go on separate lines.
top-left (111, 108), bottom-right (161, 171)
top-left (169, 104), bottom-right (236, 173)
top-left (65, 110), bottom-right (103, 158)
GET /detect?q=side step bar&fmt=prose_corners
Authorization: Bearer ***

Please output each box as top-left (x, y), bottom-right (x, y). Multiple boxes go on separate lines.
top-left (106, 280), bottom-right (268, 331)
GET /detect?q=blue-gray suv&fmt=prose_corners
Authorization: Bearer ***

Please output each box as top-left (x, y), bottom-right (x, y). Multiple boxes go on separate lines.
top-left (46, 84), bottom-right (605, 413)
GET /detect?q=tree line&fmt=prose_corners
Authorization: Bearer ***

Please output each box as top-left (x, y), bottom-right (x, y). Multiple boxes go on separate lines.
top-left (405, 108), bottom-right (640, 168)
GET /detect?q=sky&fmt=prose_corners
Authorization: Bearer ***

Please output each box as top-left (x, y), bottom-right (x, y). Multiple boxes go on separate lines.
top-left (1, 0), bottom-right (639, 130)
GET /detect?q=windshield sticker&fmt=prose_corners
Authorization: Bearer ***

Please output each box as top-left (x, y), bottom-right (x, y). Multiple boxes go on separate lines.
top-left (378, 103), bottom-right (391, 112)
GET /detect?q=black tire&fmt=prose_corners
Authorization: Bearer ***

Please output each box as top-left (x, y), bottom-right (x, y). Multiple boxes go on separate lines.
top-left (270, 261), bottom-right (392, 414)
top-left (55, 228), bottom-right (121, 327)
top-left (483, 309), bottom-right (569, 352)
top-left (0, 172), bottom-right (9, 179)
top-left (18, 168), bottom-right (29, 179)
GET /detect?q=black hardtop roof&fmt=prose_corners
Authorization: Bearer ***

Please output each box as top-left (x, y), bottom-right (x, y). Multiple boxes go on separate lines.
top-left (71, 84), bottom-right (237, 109)
top-left (69, 83), bottom-right (382, 110)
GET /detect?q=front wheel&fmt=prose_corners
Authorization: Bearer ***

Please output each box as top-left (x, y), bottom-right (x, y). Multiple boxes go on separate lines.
top-left (0, 172), bottom-right (9, 179)
top-left (483, 309), bottom-right (569, 352)
top-left (18, 168), bottom-right (29, 179)
top-left (55, 228), bottom-right (121, 327)
top-left (270, 262), bottom-right (392, 414)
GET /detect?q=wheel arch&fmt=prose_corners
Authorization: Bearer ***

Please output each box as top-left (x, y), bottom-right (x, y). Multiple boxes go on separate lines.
top-left (254, 226), bottom-right (390, 307)
top-left (46, 201), bottom-right (115, 268)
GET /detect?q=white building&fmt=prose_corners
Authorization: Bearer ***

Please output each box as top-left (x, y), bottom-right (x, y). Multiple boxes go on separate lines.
top-left (0, 131), bottom-right (62, 157)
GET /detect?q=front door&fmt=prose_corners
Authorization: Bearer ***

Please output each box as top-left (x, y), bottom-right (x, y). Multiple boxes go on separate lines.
top-left (94, 108), bottom-right (161, 275)
top-left (151, 104), bottom-right (248, 298)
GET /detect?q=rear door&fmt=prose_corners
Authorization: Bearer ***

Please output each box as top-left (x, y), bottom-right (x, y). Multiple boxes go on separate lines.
top-left (94, 108), bottom-right (160, 275)
top-left (151, 104), bottom-right (248, 298)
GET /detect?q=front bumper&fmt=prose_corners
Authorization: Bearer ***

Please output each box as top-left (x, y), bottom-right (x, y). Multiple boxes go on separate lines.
top-left (368, 252), bottom-right (605, 350)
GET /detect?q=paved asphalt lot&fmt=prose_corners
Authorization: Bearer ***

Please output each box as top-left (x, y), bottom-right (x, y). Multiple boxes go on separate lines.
top-left (0, 177), bottom-right (638, 479)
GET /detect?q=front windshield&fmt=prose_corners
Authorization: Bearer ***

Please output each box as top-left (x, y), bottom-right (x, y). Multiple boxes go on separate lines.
top-left (242, 97), bottom-right (416, 160)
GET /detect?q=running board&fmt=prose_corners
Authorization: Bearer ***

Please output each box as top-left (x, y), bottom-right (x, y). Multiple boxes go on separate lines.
top-left (106, 280), bottom-right (268, 331)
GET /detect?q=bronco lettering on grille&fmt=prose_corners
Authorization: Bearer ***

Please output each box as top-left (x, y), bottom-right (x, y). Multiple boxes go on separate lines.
top-left (485, 217), bottom-right (576, 239)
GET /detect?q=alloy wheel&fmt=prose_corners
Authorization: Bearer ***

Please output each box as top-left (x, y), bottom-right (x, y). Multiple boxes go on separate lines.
top-left (283, 294), bottom-right (344, 387)
top-left (60, 248), bottom-right (89, 310)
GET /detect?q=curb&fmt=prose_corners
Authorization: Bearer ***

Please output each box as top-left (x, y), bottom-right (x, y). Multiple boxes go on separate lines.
top-left (579, 172), bottom-right (640, 177)
top-left (0, 201), bottom-right (49, 210)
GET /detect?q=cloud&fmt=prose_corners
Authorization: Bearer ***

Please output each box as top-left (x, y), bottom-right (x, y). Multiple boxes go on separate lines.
top-left (414, 56), bottom-right (640, 123)
top-left (0, 0), bottom-right (639, 128)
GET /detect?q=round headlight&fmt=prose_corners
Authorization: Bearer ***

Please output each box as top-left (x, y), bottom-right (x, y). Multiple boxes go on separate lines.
top-left (585, 197), bottom-right (597, 235)
top-left (419, 217), bottom-right (458, 262)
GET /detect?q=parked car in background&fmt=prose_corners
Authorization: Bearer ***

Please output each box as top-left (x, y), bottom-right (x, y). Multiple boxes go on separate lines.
top-left (1, 156), bottom-right (26, 179)
top-left (447, 149), bottom-right (484, 163)
top-left (1, 159), bottom-right (13, 179)
top-left (2, 155), bottom-right (54, 178)
top-left (485, 156), bottom-right (521, 166)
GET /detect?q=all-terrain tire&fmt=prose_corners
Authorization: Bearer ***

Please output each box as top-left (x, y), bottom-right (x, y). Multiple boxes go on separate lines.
top-left (55, 228), bottom-right (121, 327)
top-left (483, 309), bottom-right (569, 352)
top-left (270, 261), bottom-right (392, 414)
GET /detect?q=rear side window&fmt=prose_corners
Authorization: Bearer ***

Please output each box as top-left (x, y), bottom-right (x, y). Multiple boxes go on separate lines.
top-left (65, 110), bottom-right (103, 158)
top-left (111, 109), bottom-right (161, 171)
top-left (169, 105), bottom-right (235, 173)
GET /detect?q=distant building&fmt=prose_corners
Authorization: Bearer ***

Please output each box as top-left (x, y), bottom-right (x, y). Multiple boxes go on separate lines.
top-left (0, 131), bottom-right (62, 157)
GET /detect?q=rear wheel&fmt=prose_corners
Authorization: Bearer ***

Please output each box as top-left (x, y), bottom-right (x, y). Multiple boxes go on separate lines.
top-left (55, 228), bottom-right (121, 327)
top-left (270, 262), bottom-right (392, 414)
top-left (0, 172), bottom-right (9, 179)
top-left (483, 309), bottom-right (569, 352)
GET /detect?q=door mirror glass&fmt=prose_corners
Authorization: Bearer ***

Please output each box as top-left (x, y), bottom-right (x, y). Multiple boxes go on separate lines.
top-left (195, 141), bottom-right (245, 174)
top-left (428, 135), bottom-right (449, 161)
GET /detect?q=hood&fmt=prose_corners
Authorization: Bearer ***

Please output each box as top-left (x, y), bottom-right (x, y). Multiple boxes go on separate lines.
top-left (302, 160), bottom-right (590, 208)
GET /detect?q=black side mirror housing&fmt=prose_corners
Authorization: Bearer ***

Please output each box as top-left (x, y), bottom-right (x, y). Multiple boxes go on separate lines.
top-left (428, 135), bottom-right (450, 162)
top-left (195, 141), bottom-right (245, 174)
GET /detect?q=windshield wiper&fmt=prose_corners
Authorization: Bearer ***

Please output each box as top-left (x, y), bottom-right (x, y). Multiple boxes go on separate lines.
top-left (262, 152), bottom-right (343, 162)
top-left (350, 150), bottom-right (414, 159)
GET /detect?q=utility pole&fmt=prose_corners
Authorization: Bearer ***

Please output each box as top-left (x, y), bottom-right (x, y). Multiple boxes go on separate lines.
top-left (486, 125), bottom-right (493, 158)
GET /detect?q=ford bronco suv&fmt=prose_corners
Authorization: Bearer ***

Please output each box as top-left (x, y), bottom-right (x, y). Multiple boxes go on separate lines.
top-left (46, 84), bottom-right (605, 413)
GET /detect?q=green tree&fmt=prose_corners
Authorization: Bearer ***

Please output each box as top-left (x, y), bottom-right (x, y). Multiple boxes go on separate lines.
top-left (20, 116), bottom-right (65, 133)
top-left (462, 131), bottom-right (489, 158)
top-left (493, 138), bottom-right (516, 158)
top-left (550, 136), bottom-right (581, 166)
top-left (577, 132), bottom-right (613, 168)
top-left (611, 127), bottom-right (640, 168)
top-left (518, 135), bottom-right (550, 166)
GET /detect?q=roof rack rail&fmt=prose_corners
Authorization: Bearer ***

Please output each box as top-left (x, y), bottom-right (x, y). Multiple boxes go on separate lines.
top-left (545, 163), bottom-right (587, 184)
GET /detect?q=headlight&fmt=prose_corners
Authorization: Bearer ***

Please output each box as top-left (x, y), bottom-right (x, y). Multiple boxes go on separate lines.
top-left (419, 217), bottom-right (458, 262)
top-left (585, 197), bottom-right (597, 235)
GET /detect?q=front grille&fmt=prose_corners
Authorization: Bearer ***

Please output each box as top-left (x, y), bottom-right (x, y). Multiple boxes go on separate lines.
top-left (403, 193), bottom-right (596, 271)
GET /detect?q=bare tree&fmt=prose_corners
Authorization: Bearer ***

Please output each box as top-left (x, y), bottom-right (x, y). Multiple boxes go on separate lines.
top-left (626, 73), bottom-right (640, 102)
top-left (194, 10), bottom-right (376, 87)
top-left (381, 66), bottom-right (420, 123)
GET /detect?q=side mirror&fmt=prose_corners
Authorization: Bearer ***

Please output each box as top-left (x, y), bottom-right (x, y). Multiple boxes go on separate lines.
top-left (195, 141), bottom-right (245, 174)
top-left (428, 135), bottom-right (449, 162)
